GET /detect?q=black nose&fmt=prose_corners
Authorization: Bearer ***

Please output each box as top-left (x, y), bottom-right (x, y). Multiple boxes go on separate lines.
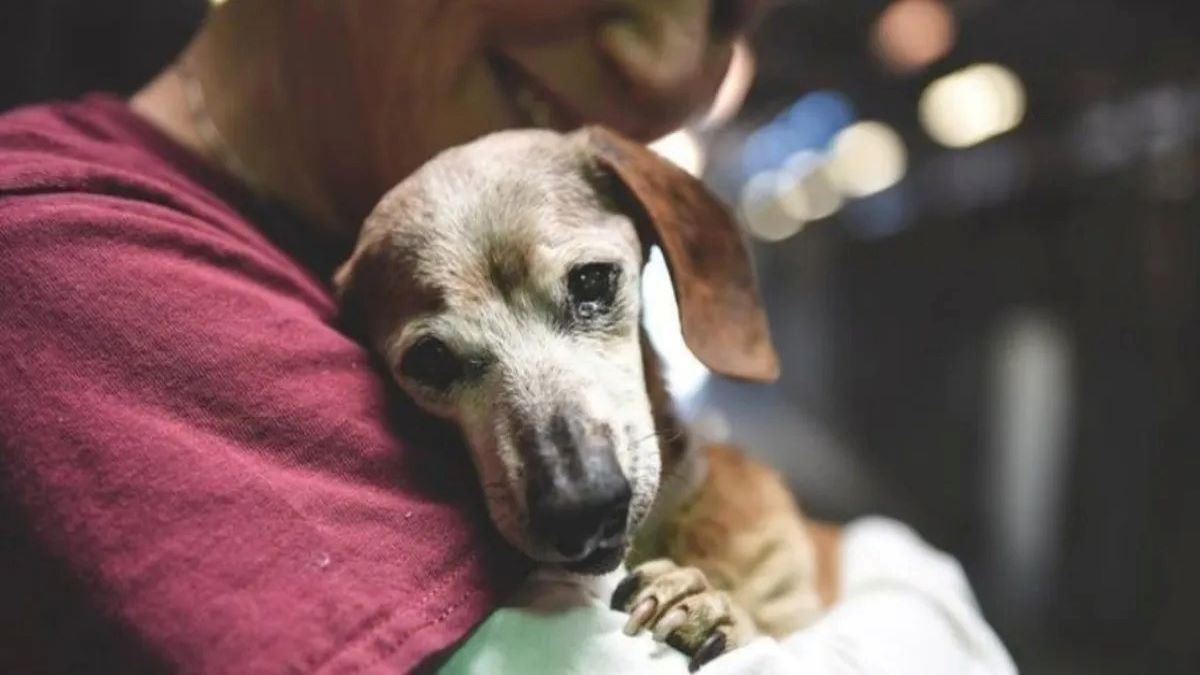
top-left (525, 414), bottom-right (632, 560)
top-left (528, 475), bottom-right (631, 559)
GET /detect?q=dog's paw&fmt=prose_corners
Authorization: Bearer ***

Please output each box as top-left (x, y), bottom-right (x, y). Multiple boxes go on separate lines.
top-left (611, 559), bottom-right (749, 672)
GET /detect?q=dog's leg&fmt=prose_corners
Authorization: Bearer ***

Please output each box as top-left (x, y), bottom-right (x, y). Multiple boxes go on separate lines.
top-left (656, 443), bottom-right (829, 637)
top-left (610, 558), bottom-right (755, 671)
top-left (633, 337), bottom-right (829, 638)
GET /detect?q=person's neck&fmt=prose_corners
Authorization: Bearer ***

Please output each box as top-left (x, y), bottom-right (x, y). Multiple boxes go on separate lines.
top-left (131, 6), bottom-right (376, 237)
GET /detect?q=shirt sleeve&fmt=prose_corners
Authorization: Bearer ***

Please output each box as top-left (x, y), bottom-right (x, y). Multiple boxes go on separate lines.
top-left (439, 517), bottom-right (1018, 675)
top-left (0, 193), bottom-right (522, 674)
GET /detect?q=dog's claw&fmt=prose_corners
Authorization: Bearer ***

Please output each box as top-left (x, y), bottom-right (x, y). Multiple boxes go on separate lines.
top-left (611, 570), bottom-right (642, 611)
top-left (611, 559), bottom-right (745, 670)
top-left (688, 631), bottom-right (728, 672)
top-left (653, 607), bottom-right (689, 641)
top-left (624, 597), bottom-right (657, 636)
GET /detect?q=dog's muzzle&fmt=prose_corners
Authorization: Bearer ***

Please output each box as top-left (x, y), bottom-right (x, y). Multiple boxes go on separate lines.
top-left (521, 409), bottom-right (632, 573)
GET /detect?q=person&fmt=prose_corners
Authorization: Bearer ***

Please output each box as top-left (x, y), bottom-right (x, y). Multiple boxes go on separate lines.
top-left (0, 0), bottom-right (1016, 673)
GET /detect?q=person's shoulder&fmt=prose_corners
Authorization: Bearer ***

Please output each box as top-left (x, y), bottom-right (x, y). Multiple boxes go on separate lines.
top-left (0, 97), bottom-right (90, 156)
top-left (1, 96), bottom-right (140, 186)
top-left (0, 95), bottom-right (229, 219)
top-left (0, 96), bottom-right (265, 265)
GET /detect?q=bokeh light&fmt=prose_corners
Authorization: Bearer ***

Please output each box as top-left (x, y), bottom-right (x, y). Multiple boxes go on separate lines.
top-left (741, 90), bottom-right (856, 178)
top-left (736, 100), bottom-right (913, 240)
top-left (825, 121), bottom-right (909, 197)
top-left (777, 152), bottom-right (844, 221)
top-left (872, 0), bottom-right (957, 74)
top-left (920, 63), bottom-right (1027, 148)
top-left (740, 171), bottom-right (805, 242)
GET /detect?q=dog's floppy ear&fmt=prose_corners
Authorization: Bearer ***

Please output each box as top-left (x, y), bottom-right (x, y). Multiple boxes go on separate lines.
top-left (575, 126), bottom-right (780, 383)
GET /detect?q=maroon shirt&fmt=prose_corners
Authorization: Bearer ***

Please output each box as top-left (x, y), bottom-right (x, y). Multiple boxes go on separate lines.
top-left (0, 95), bottom-right (527, 674)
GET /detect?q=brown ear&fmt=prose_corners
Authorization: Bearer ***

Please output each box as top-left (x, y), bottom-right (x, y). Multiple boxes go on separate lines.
top-left (576, 126), bottom-right (780, 383)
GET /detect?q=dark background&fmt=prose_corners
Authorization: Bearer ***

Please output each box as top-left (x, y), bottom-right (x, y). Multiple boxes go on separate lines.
top-left (1, 1), bottom-right (1196, 674)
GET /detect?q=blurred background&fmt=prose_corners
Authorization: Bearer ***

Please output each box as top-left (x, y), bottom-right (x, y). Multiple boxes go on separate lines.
top-left (2, 1), bottom-right (1196, 673)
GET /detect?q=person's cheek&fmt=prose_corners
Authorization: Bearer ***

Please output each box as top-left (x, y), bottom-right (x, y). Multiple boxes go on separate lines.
top-left (502, 36), bottom-right (730, 141)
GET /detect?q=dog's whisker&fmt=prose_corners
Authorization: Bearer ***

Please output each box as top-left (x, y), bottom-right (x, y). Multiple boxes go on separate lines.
top-left (633, 431), bottom-right (659, 444)
top-left (662, 427), bottom-right (687, 444)
top-left (632, 426), bottom-right (687, 447)
top-left (632, 433), bottom-right (662, 447)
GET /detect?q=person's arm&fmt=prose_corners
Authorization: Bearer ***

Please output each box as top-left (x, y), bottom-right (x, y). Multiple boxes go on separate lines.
top-left (439, 517), bottom-right (1017, 675)
top-left (0, 192), bottom-right (524, 673)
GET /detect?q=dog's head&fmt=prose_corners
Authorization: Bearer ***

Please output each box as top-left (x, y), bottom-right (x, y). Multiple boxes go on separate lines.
top-left (335, 127), bottom-right (777, 573)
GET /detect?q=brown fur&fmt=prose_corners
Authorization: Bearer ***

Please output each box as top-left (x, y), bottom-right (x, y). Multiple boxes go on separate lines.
top-left (638, 361), bottom-right (830, 637)
top-left (587, 123), bottom-right (830, 635)
top-left (583, 127), bottom-right (780, 383)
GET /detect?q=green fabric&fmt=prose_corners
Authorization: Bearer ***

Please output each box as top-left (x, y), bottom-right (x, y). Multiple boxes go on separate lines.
top-left (440, 606), bottom-right (625, 675)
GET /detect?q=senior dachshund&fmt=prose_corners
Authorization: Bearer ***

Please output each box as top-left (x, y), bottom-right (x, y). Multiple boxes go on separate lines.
top-left (334, 127), bottom-right (830, 670)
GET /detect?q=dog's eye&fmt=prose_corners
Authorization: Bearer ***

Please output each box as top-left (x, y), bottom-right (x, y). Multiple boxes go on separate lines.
top-left (568, 262), bottom-right (620, 319)
top-left (399, 336), bottom-right (463, 392)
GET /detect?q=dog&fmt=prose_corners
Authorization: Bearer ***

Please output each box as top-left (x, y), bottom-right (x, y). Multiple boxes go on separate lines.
top-left (334, 127), bottom-right (829, 670)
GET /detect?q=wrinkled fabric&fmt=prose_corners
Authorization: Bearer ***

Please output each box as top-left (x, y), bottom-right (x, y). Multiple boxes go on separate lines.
top-left (0, 95), bottom-right (529, 675)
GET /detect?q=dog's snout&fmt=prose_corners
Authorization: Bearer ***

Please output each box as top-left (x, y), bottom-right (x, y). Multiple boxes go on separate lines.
top-left (524, 412), bottom-right (631, 560)
top-left (529, 474), bottom-right (631, 559)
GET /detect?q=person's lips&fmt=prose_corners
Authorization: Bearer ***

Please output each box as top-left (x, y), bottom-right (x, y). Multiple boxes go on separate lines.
top-left (489, 52), bottom-right (582, 131)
